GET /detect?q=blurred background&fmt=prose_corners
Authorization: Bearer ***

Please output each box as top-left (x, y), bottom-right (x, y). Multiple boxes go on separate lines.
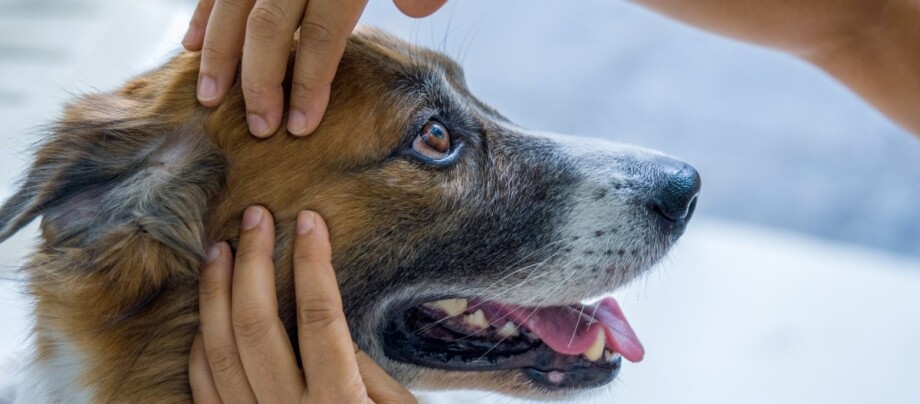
top-left (1, 0), bottom-right (918, 403)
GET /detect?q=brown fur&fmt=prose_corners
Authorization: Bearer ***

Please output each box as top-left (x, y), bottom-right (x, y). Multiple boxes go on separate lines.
top-left (1, 27), bottom-right (698, 402)
top-left (12, 30), bottom-right (444, 402)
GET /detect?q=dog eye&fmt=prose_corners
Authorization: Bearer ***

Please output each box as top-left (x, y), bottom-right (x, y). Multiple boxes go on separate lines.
top-left (413, 120), bottom-right (451, 159)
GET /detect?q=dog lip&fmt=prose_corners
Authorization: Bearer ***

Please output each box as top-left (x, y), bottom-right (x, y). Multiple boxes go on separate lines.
top-left (523, 359), bottom-right (621, 390)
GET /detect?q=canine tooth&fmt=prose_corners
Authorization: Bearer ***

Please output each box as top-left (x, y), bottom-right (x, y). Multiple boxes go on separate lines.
top-left (604, 349), bottom-right (614, 362)
top-left (497, 322), bottom-right (520, 337)
top-left (465, 309), bottom-right (489, 329)
top-left (424, 298), bottom-right (468, 316)
top-left (584, 329), bottom-right (607, 362)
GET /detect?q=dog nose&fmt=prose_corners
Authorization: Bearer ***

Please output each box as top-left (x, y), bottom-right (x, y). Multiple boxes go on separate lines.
top-left (650, 158), bottom-right (701, 222)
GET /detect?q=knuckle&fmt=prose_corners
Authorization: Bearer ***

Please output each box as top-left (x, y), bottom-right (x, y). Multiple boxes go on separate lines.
top-left (231, 246), bottom-right (267, 266)
top-left (290, 79), bottom-right (326, 98)
top-left (247, 3), bottom-right (287, 39)
top-left (297, 299), bottom-right (341, 332)
top-left (300, 21), bottom-right (341, 46)
top-left (218, 0), bottom-right (249, 10)
top-left (232, 308), bottom-right (274, 343)
top-left (205, 344), bottom-right (240, 375)
top-left (201, 43), bottom-right (240, 64)
top-left (291, 242), bottom-right (322, 263)
top-left (197, 277), bottom-right (223, 300)
top-left (240, 80), bottom-right (273, 99)
top-left (291, 253), bottom-right (312, 269)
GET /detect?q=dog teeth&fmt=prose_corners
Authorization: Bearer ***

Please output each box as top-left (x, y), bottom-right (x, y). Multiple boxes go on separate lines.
top-left (423, 298), bottom-right (468, 317)
top-left (496, 322), bottom-right (520, 337)
top-left (583, 329), bottom-right (607, 362)
top-left (465, 309), bottom-right (489, 329)
top-left (603, 349), bottom-right (620, 362)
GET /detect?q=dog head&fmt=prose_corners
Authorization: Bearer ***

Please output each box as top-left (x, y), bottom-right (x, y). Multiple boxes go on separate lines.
top-left (0, 28), bottom-right (698, 400)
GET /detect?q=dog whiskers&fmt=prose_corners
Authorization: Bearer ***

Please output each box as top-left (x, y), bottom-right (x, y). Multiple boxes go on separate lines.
top-left (471, 264), bottom-right (583, 361)
top-left (425, 246), bottom-right (566, 340)
top-left (411, 259), bottom-right (558, 336)
top-left (567, 304), bottom-right (586, 349)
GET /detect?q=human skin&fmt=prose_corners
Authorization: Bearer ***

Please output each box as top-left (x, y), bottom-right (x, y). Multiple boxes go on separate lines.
top-left (632, 0), bottom-right (920, 137)
top-left (189, 208), bottom-right (416, 403)
top-left (182, 0), bottom-right (447, 138)
top-left (186, 0), bottom-right (919, 137)
top-left (186, 1), bottom-right (918, 398)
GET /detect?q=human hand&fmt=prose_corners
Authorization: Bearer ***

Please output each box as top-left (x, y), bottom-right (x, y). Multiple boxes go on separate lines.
top-left (189, 206), bottom-right (415, 403)
top-left (182, 0), bottom-right (448, 137)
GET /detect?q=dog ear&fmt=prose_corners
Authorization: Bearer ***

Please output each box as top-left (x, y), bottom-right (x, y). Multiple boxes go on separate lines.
top-left (0, 94), bottom-right (226, 316)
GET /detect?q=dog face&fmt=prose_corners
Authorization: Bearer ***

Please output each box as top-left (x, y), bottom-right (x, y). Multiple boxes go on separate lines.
top-left (0, 29), bottom-right (698, 401)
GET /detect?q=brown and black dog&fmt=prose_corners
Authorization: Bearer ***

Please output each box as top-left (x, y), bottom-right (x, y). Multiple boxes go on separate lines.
top-left (0, 28), bottom-right (699, 402)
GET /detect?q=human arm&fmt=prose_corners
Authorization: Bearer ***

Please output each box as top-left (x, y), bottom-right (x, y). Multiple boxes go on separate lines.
top-left (631, 0), bottom-right (920, 136)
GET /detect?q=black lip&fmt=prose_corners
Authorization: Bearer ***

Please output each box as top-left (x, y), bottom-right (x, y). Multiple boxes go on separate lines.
top-left (381, 302), bottom-right (621, 390)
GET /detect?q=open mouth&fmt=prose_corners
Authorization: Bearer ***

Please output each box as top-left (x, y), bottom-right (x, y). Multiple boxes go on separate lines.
top-left (382, 296), bottom-right (643, 389)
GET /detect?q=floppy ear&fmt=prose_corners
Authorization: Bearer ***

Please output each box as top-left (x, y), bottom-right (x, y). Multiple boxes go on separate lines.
top-left (0, 94), bottom-right (226, 316)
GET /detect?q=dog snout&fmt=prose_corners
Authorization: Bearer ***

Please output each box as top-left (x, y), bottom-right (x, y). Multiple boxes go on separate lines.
top-left (649, 157), bottom-right (701, 223)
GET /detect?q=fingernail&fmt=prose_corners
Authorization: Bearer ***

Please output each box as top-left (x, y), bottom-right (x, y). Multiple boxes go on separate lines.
top-left (296, 211), bottom-right (315, 235)
top-left (242, 206), bottom-right (264, 230)
top-left (287, 110), bottom-right (308, 136)
top-left (205, 243), bottom-right (221, 263)
top-left (197, 75), bottom-right (218, 102)
top-left (248, 113), bottom-right (272, 137)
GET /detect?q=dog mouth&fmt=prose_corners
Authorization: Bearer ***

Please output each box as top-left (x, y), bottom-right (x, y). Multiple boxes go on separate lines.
top-left (381, 296), bottom-right (643, 389)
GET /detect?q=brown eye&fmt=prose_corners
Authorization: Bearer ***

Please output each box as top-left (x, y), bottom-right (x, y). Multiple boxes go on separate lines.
top-left (412, 120), bottom-right (451, 159)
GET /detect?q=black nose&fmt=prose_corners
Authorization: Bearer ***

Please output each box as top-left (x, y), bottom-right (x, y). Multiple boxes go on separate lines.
top-left (650, 159), bottom-right (701, 222)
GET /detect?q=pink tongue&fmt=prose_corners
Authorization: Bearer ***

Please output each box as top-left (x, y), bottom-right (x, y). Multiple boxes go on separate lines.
top-left (475, 297), bottom-right (644, 362)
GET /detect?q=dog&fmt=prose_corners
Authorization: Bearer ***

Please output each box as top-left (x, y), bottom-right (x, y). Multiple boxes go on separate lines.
top-left (0, 28), bottom-right (699, 402)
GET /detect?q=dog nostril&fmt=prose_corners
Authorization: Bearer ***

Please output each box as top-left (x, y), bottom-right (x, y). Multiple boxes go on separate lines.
top-left (651, 162), bottom-right (701, 222)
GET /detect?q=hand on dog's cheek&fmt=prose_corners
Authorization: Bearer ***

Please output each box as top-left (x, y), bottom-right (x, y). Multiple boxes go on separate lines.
top-left (192, 240), bottom-right (259, 404)
top-left (183, 0), bottom-right (448, 137)
top-left (190, 207), bottom-right (416, 403)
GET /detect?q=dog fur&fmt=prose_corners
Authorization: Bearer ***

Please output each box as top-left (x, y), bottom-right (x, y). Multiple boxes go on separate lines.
top-left (0, 28), bottom-right (697, 402)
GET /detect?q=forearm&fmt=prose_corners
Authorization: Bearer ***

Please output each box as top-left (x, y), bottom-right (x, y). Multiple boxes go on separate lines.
top-left (807, 1), bottom-right (920, 136)
top-left (632, 0), bottom-right (920, 136)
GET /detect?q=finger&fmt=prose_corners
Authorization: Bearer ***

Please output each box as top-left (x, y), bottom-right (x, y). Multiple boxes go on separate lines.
top-left (355, 348), bottom-right (418, 404)
top-left (189, 333), bottom-right (223, 404)
top-left (292, 211), bottom-right (367, 401)
top-left (198, 0), bottom-right (256, 107)
top-left (198, 242), bottom-right (257, 403)
top-left (287, 0), bottom-right (368, 136)
top-left (232, 206), bottom-right (305, 402)
top-left (392, 0), bottom-right (448, 18)
top-left (241, 0), bottom-right (307, 138)
top-left (183, 0), bottom-right (217, 51)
